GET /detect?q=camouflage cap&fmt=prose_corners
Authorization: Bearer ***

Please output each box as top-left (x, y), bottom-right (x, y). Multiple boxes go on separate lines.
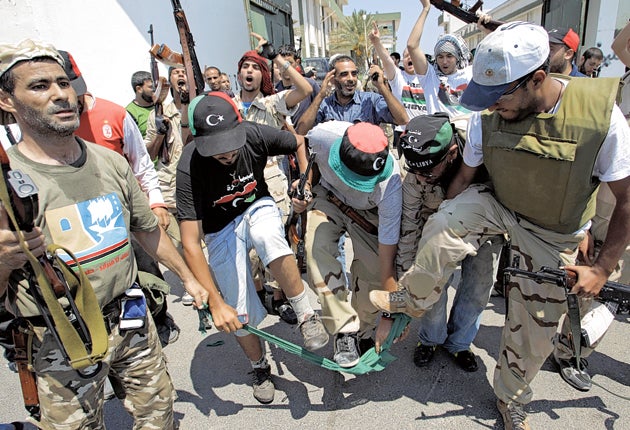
top-left (0, 39), bottom-right (64, 78)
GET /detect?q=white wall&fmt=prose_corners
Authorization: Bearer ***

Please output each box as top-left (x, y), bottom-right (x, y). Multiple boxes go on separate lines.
top-left (0, 0), bottom-right (251, 106)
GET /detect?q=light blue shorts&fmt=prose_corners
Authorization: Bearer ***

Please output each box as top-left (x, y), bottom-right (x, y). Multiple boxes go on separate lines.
top-left (204, 197), bottom-right (292, 336)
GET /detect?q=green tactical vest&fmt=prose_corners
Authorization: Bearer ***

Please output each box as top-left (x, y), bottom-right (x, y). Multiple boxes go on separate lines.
top-left (481, 75), bottom-right (620, 234)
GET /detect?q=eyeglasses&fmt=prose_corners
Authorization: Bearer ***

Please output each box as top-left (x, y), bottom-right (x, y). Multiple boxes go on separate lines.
top-left (501, 72), bottom-right (534, 97)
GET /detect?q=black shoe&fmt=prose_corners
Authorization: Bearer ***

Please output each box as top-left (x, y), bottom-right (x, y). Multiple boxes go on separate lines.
top-left (413, 343), bottom-right (436, 368)
top-left (554, 355), bottom-right (591, 391)
top-left (453, 350), bottom-right (478, 372)
top-left (272, 300), bottom-right (298, 325)
top-left (359, 337), bottom-right (375, 355)
top-left (251, 365), bottom-right (275, 404)
top-left (333, 333), bottom-right (360, 368)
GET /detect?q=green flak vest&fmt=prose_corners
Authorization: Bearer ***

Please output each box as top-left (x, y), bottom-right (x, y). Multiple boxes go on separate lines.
top-left (481, 75), bottom-right (620, 234)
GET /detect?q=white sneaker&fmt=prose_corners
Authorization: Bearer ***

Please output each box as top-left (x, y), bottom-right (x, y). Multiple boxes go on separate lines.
top-left (182, 292), bottom-right (194, 306)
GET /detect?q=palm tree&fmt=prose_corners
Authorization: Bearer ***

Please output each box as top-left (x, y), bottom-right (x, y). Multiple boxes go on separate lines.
top-left (328, 9), bottom-right (374, 73)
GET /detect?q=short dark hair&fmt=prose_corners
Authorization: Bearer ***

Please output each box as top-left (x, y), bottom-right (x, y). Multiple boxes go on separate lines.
top-left (329, 54), bottom-right (354, 71)
top-left (131, 71), bottom-right (152, 91)
top-left (278, 44), bottom-right (298, 59)
top-left (0, 56), bottom-right (54, 94)
top-left (390, 52), bottom-right (401, 61)
top-left (204, 66), bottom-right (221, 75)
top-left (581, 47), bottom-right (604, 61)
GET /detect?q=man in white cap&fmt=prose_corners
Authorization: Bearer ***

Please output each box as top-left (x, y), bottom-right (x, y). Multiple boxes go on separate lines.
top-left (370, 22), bottom-right (630, 429)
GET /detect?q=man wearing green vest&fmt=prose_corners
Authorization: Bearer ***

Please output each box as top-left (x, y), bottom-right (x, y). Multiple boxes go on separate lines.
top-left (370, 22), bottom-right (630, 430)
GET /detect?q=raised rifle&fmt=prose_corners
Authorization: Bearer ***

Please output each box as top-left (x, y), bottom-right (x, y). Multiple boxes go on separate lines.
top-left (170, 0), bottom-right (204, 98)
top-left (148, 24), bottom-right (160, 89)
top-left (147, 24), bottom-right (172, 163)
top-left (430, 0), bottom-right (503, 31)
top-left (0, 144), bottom-right (108, 418)
top-left (286, 152), bottom-right (316, 273)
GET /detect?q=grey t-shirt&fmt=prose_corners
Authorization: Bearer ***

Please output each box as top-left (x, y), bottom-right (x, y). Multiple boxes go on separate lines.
top-left (306, 121), bottom-right (402, 245)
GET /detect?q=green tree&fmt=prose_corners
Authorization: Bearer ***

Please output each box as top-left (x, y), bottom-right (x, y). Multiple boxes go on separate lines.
top-left (328, 9), bottom-right (374, 72)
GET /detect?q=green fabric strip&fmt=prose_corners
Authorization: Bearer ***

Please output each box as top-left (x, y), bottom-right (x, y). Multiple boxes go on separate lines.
top-left (197, 309), bottom-right (410, 375)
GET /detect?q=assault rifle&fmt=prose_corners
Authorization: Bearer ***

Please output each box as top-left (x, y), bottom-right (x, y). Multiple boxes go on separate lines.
top-left (503, 257), bottom-right (630, 310)
top-left (430, 0), bottom-right (503, 31)
top-left (503, 255), bottom-right (629, 363)
top-left (286, 152), bottom-right (316, 273)
top-left (147, 24), bottom-right (172, 163)
top-left (170, 0), bottom-right (204, 98)
top-left (148, 24), bottom-right (160, 88)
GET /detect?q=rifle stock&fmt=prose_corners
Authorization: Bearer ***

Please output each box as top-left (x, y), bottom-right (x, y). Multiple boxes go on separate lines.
top-left (170, 0), bottom-right (204, 97)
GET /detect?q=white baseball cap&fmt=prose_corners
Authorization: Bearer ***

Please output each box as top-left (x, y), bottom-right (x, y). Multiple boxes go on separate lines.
top-left (460, 22), bottom-right (550, 111)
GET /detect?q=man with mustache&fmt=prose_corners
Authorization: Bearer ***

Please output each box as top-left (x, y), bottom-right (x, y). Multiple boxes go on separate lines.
top-left (0, 39), bottom-right (209, 429)
top-left (144, 64), bottom-right (193, 307)
top-left (295, 55), bottom-right (408, 135)
top-left (126, 70), bottom-right (155, 137)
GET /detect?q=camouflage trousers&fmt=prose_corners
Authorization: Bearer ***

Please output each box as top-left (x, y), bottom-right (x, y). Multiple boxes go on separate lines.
top-left (305, 185), bottom-right (381, 338)
top-left (31, 309), bottom-right (174, 429)
top-left (399, 184), bottom-right (587, 405)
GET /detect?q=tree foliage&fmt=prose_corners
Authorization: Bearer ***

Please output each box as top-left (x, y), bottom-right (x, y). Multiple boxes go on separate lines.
top-left (328, 9), bottom-right (374, 71)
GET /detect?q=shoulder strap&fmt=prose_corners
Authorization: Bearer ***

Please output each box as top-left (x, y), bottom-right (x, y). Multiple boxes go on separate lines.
top-left (0, 146), bottom-right (108, 369)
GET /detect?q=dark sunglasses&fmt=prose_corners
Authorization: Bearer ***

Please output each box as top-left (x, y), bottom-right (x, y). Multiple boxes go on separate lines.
top-left (501, 72), bottom-right (534, 97)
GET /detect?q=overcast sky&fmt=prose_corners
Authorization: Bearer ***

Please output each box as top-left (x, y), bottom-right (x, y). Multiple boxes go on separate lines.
top-left (343, 0), bottom-right (506, 53)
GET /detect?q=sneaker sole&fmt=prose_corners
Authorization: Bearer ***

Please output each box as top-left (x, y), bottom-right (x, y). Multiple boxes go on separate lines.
top-left (553, 356), bottom-right (591, 392)
top-left (335, 357), bottom-right (360, 368)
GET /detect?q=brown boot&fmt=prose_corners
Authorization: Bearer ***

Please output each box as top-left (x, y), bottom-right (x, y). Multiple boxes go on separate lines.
top-left (497, 399), bottom-right (531, 430)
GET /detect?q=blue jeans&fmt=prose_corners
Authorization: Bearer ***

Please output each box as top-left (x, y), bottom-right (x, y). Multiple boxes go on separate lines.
top-left (417, 236), bottom-right (503, 354)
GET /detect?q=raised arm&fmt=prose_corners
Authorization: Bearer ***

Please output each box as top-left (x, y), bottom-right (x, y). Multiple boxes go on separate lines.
top-left (612, 20), bottom-right (630, 68)
top-left (369, 22), bottom-right (397, 81)
top-left (274, 55), bottom-right (313, 109)
top-left (407, 0), bottom-right (432, 76)
top-left (371, 65), bottom-right (409, 125)
top-left (295, 70), bottom-right (334, 134)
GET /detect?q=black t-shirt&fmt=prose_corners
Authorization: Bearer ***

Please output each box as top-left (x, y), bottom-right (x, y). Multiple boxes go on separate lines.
top-left (176, 121), bottom-right (297, 233)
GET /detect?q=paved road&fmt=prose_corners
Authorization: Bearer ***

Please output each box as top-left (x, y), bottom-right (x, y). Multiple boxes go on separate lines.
top-left (1, 270), bottom-right (628, 429)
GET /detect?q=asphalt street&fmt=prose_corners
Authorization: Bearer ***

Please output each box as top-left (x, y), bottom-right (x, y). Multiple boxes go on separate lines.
top-left (0, 269), bottom-right (628, 429)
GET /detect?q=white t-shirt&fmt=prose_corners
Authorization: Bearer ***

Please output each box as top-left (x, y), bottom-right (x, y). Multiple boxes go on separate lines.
top-left (464, 98), bottom-right (630, 183)
top-left (418, 65), bottom-right (472, 118)
top-left (389, 68), bottom-right (427, 131)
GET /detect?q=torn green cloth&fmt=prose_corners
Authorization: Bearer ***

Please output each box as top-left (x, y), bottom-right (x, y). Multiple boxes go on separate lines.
top-left (196, 308), bottom-right (410, 375)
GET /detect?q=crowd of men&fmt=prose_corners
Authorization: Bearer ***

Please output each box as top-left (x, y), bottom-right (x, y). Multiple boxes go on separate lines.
top-left (0, 1), bottom-right (629, 429)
